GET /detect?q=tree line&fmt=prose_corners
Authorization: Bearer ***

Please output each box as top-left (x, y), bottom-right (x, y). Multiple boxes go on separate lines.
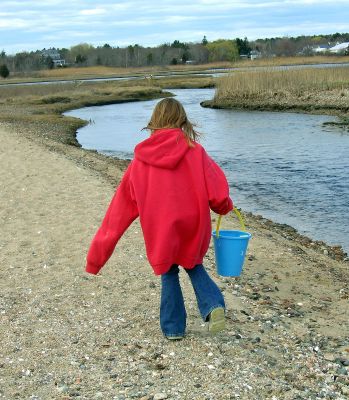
top-left (1, 32), bottom-right (349, 78)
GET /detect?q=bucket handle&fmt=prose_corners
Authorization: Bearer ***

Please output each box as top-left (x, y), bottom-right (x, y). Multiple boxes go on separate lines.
top-left (216, 208), bottom-right (246, 238)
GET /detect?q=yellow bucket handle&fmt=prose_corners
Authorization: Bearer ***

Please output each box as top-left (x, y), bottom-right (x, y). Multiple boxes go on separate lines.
top-left (216, 208), bottom-right (246, 238)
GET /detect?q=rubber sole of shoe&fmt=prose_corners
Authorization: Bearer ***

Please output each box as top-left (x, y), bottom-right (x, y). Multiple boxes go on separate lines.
top-left (208, 307), bottom-right (225, 334)
top-left (165, 336), bottom-right (184, 340)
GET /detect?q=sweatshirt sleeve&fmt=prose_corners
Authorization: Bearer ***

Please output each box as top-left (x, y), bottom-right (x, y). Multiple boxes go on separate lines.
top-left (85, 163), bottom-right (139, 275)
top-left (203, 150), bottom-right (233, 215)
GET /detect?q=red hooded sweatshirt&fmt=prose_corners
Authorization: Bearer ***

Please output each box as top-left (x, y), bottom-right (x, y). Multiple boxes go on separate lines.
top-left (86, 128), bottom-right (233, 275)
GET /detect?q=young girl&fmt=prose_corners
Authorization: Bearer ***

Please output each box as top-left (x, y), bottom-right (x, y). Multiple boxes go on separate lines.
top-left (86, 98), bottom-right (233, 340)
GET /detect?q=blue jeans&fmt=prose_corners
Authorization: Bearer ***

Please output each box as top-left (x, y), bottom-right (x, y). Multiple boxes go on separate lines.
top-left (160, 264), bottom-right (225, 337)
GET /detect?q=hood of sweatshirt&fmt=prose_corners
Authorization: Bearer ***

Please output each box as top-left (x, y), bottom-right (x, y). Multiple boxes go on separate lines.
top-left (134, 128), bottom-right (190, 169)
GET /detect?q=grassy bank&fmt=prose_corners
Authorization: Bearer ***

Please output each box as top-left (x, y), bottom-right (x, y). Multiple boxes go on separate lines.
top-left (0, 75), bottom-right (213, 145)
top-left (0, 82), bottom-right (163, 147)
top-left (202, 67), bottom-right (349, 128)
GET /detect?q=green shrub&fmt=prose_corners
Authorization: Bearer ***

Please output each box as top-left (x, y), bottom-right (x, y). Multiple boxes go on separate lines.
top-left (41, 96), bottom-right (71, 104)
top-left (0, 64), bottom-right (10, 78)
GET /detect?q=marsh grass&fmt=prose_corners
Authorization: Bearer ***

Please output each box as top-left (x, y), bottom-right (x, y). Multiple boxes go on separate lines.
top-left (230, 55), bottom-right (349, 69)
top-left (1, 64), bottom-right (226, 84)
top-left (0, 81), bottom-right (93, 99)
top-left (151, 75), bottom-right (214, 89)
top-left (5, 56), bottom-right (349, 83)
top-left (0, 75), bottom-right (214, 102)
top-left (215, 67), bottom-right (349, 100)
top-left (4, 84), bottom-right (165, 114)
top-left (12, 63), bottom-right (231, 81)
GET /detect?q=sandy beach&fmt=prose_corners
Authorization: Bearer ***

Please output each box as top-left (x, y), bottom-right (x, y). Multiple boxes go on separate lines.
top-left (1, 123), bottom-right (348, 399)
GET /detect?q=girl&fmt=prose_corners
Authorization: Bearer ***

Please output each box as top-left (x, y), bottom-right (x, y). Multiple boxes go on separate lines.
top-left (86, 98), bottom-right (233, 340)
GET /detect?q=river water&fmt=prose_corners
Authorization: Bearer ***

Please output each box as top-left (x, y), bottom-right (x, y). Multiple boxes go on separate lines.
top-left (65, 88), bottom-right (349, 253)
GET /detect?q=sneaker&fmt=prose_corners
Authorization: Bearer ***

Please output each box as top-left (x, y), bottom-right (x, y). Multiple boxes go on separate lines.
top-left (208, 307), bottom-right (225, 334)
top-left (165, 335), bottom-right (184, 340)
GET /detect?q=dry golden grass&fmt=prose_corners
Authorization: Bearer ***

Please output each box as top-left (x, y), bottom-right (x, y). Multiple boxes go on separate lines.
top-left (231, 55), bottom-right (349, 69)
top-left (0, 81), bottom-right (90, 99)
top-left (3, 84), bottom-right (163, 110)
top-left (11, 63), bottom-right (228, 82)
top-left (37, 66), bottom-right (146, 78)
top-left (28, 62), bottom-right (234, 79)
top-left (0, 75), bottom-right (214, 101)
top-left (3, 56), bottom-right (348, 84)
top-left (215, 67), bottom-right (349, 99)
top-left (0, 82), bottom-right (163, 117)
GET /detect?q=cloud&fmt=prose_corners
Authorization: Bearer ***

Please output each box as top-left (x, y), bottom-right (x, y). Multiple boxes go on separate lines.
top-left (0, 18), bottom-right (31, 29)
top-left (79, 8), bottom-right (106, 16)
top-left (110, 14), bottom-right (202, 28)
top-left (42, 30), bottom-right (103, 41)
top-left (1, 0), bottom-right (349, 54)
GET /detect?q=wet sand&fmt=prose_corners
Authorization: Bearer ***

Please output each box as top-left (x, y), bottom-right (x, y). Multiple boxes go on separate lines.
top-left (1, 124), bottom-right (348, 399)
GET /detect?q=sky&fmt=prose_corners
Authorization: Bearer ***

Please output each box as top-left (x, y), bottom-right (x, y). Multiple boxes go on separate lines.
top-left (1, 0), bottom-right (349, 55)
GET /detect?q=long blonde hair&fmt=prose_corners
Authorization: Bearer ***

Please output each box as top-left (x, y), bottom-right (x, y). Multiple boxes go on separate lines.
top-left (144, 98), bottom-right (200, 146)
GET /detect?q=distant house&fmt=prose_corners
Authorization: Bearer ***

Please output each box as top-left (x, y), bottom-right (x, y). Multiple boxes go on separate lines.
top-left (41, 48), bottom-right (66, 67)
top-left (249, 50), bottom-right (262, 60)
top-left (329, 42), bottom-right (349, 54)
top-left (312, 44), bottom-right (330, 53)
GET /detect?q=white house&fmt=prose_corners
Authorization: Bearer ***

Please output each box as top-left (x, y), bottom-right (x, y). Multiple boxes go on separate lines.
top-left (41, 48), bottom-right (66, 67)
top-left (312, 44), bottom-right (330, 53)
top-left (329, 42), bottom-right (349, 54)
top-left (250, 50), bottom-right (262, 60)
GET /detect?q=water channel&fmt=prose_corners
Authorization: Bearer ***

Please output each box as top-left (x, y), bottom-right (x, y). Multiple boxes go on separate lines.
top-left (65, 88), bottom-right (349, 253)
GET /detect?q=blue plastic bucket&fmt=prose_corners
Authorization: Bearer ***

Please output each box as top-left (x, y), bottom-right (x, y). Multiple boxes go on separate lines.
top-left (212, 230), bottom-right (252, 277)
